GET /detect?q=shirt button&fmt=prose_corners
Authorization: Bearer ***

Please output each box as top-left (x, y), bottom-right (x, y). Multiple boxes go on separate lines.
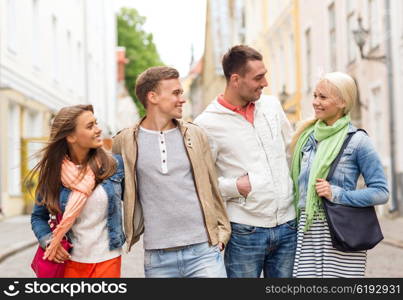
top-left (163, 160), bottom-right (166, 163)
top-left (160, 132), bottom-right (163, 134)
top-left (161, 141), bottom-right (164, 144)
top-left (162, 150), bottom-right (166, 153)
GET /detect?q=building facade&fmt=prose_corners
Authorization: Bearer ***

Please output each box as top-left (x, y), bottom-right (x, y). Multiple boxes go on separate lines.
top-left (191, 0), bottom-right (267, 116)
top-left (267, 0), bottom-right (402, 215)
top-left (0, 0), bottom-right (117, 216)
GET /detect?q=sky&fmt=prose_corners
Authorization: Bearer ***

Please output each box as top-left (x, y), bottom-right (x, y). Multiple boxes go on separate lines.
top-left (115, 0), bottom-right (207, 76)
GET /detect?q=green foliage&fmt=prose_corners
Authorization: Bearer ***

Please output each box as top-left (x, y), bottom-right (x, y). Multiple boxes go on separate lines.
top-left (117, 7), bottom-right (163, 116)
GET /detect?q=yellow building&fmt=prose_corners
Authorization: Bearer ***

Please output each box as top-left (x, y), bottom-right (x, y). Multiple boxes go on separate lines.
top-left (261, 0), bottom-right (303, 124)
top-left (195, 0), bottom-right (302, 124)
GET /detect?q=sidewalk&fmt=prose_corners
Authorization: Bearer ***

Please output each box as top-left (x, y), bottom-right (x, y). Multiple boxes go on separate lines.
top-left (378, 215), bottom-right (403, 249)
top-left (0, 214), bottom-right (402, 263)
top-left (0, 215), bottom-right (37, 263)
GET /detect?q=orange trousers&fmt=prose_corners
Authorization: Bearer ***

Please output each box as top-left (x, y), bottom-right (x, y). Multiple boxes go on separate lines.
top-left (64, 256), bottom-right (121, 278)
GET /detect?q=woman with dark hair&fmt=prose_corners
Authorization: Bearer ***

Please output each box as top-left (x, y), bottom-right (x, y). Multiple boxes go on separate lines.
top-left (30, 104), bottom-right (125, 278)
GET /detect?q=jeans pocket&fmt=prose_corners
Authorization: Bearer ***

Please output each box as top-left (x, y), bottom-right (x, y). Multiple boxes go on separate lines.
top-left (144, 250), bottom-right (153, 268)
top-left (191, 242), bottom-right (217, 256)
top-left (231, 222), bottom-right (257, 235)
top-left (284, 219), bottom-right (297, 231)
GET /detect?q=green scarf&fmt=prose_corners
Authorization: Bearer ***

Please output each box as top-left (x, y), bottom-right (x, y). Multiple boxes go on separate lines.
top-left (291, 115), bottom-right (351, 231)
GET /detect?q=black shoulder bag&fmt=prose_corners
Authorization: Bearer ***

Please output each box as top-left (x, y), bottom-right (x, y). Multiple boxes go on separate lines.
top-left (322, 129), bottom-right (384, 252)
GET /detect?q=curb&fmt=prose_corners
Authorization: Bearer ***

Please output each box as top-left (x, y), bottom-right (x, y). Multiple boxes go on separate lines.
top-left (382, 238), bottom-right (403, 250)
top-left (0, 239), bottom-right (37, 263)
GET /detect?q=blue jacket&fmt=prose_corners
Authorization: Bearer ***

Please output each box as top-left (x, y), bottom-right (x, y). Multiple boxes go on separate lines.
top-left (31, 154), bottom-right (125, 250)
top-left (297, 125), bottom-right (389, 208)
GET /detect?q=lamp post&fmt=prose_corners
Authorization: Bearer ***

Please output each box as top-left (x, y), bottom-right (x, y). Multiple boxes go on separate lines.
top-left (279, 85), bottom-right (289, 106)
top-left (352, 6), bottom-right (398, 213)
top-left (352, 15), bottom-right (386, 62)
top-left (278, 85), bottom-right (296, 114)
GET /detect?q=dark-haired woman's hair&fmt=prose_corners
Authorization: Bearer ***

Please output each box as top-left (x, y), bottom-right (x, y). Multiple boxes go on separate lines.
top-left (26, 104), bottom-right (116, 214)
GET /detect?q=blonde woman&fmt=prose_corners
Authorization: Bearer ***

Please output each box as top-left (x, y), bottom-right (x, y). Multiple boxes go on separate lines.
top-left (290, 72), bottom-right (389, 277)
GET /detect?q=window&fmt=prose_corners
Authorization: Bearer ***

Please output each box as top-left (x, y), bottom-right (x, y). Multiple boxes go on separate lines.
top-left (8, 103), bottom-right (21, 196)
top-left (210, 0), bottom-right (231, 74)
top-left (347, 13), bottom-right (356, 63)
top-left (32, 0), bottom-right (41, 68)
top-left (25, 110), bottom-right (43, 170)
top-left (369, 86), bottom-right (382, 147)
top-left (52, 16), bottom-right (60, 82)
top-left (7, 0), bottom-right (17, 52)
top-left (328, 3), bottom-right (337, 71)
top-left (279, 43), bottom-right (285, 89)
top-left (305, 28), bottom-right (312, 92)
top-left (368, 0), bottom-right (381, 49)
top-left (66, 31), bottom-right (73, 90)
top-left (288, 34), bottom-right (296, 92)
top-left (346, 0), bottom-right (355, 14)
top-left (76, 42), bottom-right (84, 97)
top-left (269, 44), bottom-right (277, 95)
top-left (401, 0), bottom-right (403, 36)
top-left (235, 0), bottom-right (246, 44)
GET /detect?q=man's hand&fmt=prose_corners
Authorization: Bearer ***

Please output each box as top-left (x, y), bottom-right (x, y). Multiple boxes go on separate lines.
top-left (236, 174), bottom-right (251, 198)
top-left (315, 178), bottom-right (332, 200)
top-left (218, 242), bottom-right (225, 251)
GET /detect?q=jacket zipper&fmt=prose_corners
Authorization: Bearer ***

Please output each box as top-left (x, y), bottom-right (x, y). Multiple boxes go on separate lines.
top-left (182, 129), bottom-right (212, 245)
top-left (131, 132), bottom-right (139, 249)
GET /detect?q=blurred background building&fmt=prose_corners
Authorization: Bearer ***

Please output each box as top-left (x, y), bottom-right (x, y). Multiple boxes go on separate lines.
top-left (0, 0), bottom-right (117, 216)
top-left (0, 0), bottom-right (402, 218)
top-left (185, 0), bottom-right (403, 217)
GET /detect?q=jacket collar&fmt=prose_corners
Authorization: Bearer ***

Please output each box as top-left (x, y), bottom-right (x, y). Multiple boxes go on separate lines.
top-left (132, 116), bottom-right (189, 137)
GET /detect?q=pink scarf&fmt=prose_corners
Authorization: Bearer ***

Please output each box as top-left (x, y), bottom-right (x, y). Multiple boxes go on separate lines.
top-left (43, 158), bottom-right (95, 261)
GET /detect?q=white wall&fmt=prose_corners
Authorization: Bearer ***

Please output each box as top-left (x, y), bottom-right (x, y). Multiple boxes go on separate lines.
top-left (0, 0), bottom-right (117, 125)
top-left (0, 0), bottom-right (118, 215)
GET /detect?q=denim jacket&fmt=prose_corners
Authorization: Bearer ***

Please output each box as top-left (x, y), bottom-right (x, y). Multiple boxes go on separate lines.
top-left (297, 124), bottom-right (389, 208)
top-left (31, 154), bottom-right (126, 250)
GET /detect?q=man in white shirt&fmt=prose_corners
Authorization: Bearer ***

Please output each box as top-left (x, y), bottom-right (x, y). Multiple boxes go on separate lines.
top-left (194, 45), bottom-right (296, 278)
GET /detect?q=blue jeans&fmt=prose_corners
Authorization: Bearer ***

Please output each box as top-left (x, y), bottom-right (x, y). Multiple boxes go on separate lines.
top-left (144, 242), bottom-right (227, 278)
top-left (224, 219), bottom-right (297, 278)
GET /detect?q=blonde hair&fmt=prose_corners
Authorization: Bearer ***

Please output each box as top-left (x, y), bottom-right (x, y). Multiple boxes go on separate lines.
top-left (290, 72), bottom-right (357, 153)
top-left (322, 72), bottom-right (357, 115)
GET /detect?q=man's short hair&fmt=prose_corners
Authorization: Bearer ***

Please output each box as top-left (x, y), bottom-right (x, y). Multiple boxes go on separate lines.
top-left (222, 45), bottom-right (263, 81)
top-left (135, 66), bottom-right (180, 107)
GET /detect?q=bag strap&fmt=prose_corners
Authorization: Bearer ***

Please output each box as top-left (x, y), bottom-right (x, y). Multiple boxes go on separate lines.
top-left (326, 129), bottom-right (367, 181)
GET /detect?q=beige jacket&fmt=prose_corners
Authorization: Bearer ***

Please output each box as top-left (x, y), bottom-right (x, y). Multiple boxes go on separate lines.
top-left (112, 118), bottom-right (231, 251)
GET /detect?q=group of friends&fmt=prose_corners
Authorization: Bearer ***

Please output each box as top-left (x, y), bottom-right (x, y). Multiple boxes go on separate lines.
top-left (30, 45), bottom-right (389, 278)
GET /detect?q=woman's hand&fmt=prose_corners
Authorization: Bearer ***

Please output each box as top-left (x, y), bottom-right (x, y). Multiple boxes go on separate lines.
top-left (315, 178), bottom-right (332, 200)
top-left (44, 242), bottom-right (71, 263)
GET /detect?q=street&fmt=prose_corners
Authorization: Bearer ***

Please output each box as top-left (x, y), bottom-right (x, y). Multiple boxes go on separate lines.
top-left (0, 238), bottom-right (145, 278)
top-left (0, 237), bottom-right (402, 278)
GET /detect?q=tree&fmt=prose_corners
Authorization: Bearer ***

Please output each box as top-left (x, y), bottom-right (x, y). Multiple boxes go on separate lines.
top-left (117, 8), bottom-right (163, 116)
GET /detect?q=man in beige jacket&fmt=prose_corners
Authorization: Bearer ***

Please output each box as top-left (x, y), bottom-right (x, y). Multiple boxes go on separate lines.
top-left (112, 66), bottom-right (230, 278)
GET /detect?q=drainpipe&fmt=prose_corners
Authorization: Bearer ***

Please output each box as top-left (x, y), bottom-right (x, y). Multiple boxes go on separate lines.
top-left (0, 29), bottom-right (3, 214)
top-left (83, 0), bottom-right (89, 105)
top-left (385, 0), bottom-right (398, 212)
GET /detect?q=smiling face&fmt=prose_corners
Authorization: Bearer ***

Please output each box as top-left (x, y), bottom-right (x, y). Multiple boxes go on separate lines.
top-left (67, 110), bottom-right (103, 150)
top-left (150, 78), bottom-right (186, 119)
top-left (235, 60), bottom-right (268, 103)
top-left (312, 80), bottom-right (346, 126)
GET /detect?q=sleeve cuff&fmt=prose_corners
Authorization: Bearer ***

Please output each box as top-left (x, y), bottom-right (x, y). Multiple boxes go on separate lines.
top-left (218, 177), bottom-right (242, 200)
top-left (330, 185), bottom-right (344, 203)
top-left (39, 232), bottom-right (52, 250)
